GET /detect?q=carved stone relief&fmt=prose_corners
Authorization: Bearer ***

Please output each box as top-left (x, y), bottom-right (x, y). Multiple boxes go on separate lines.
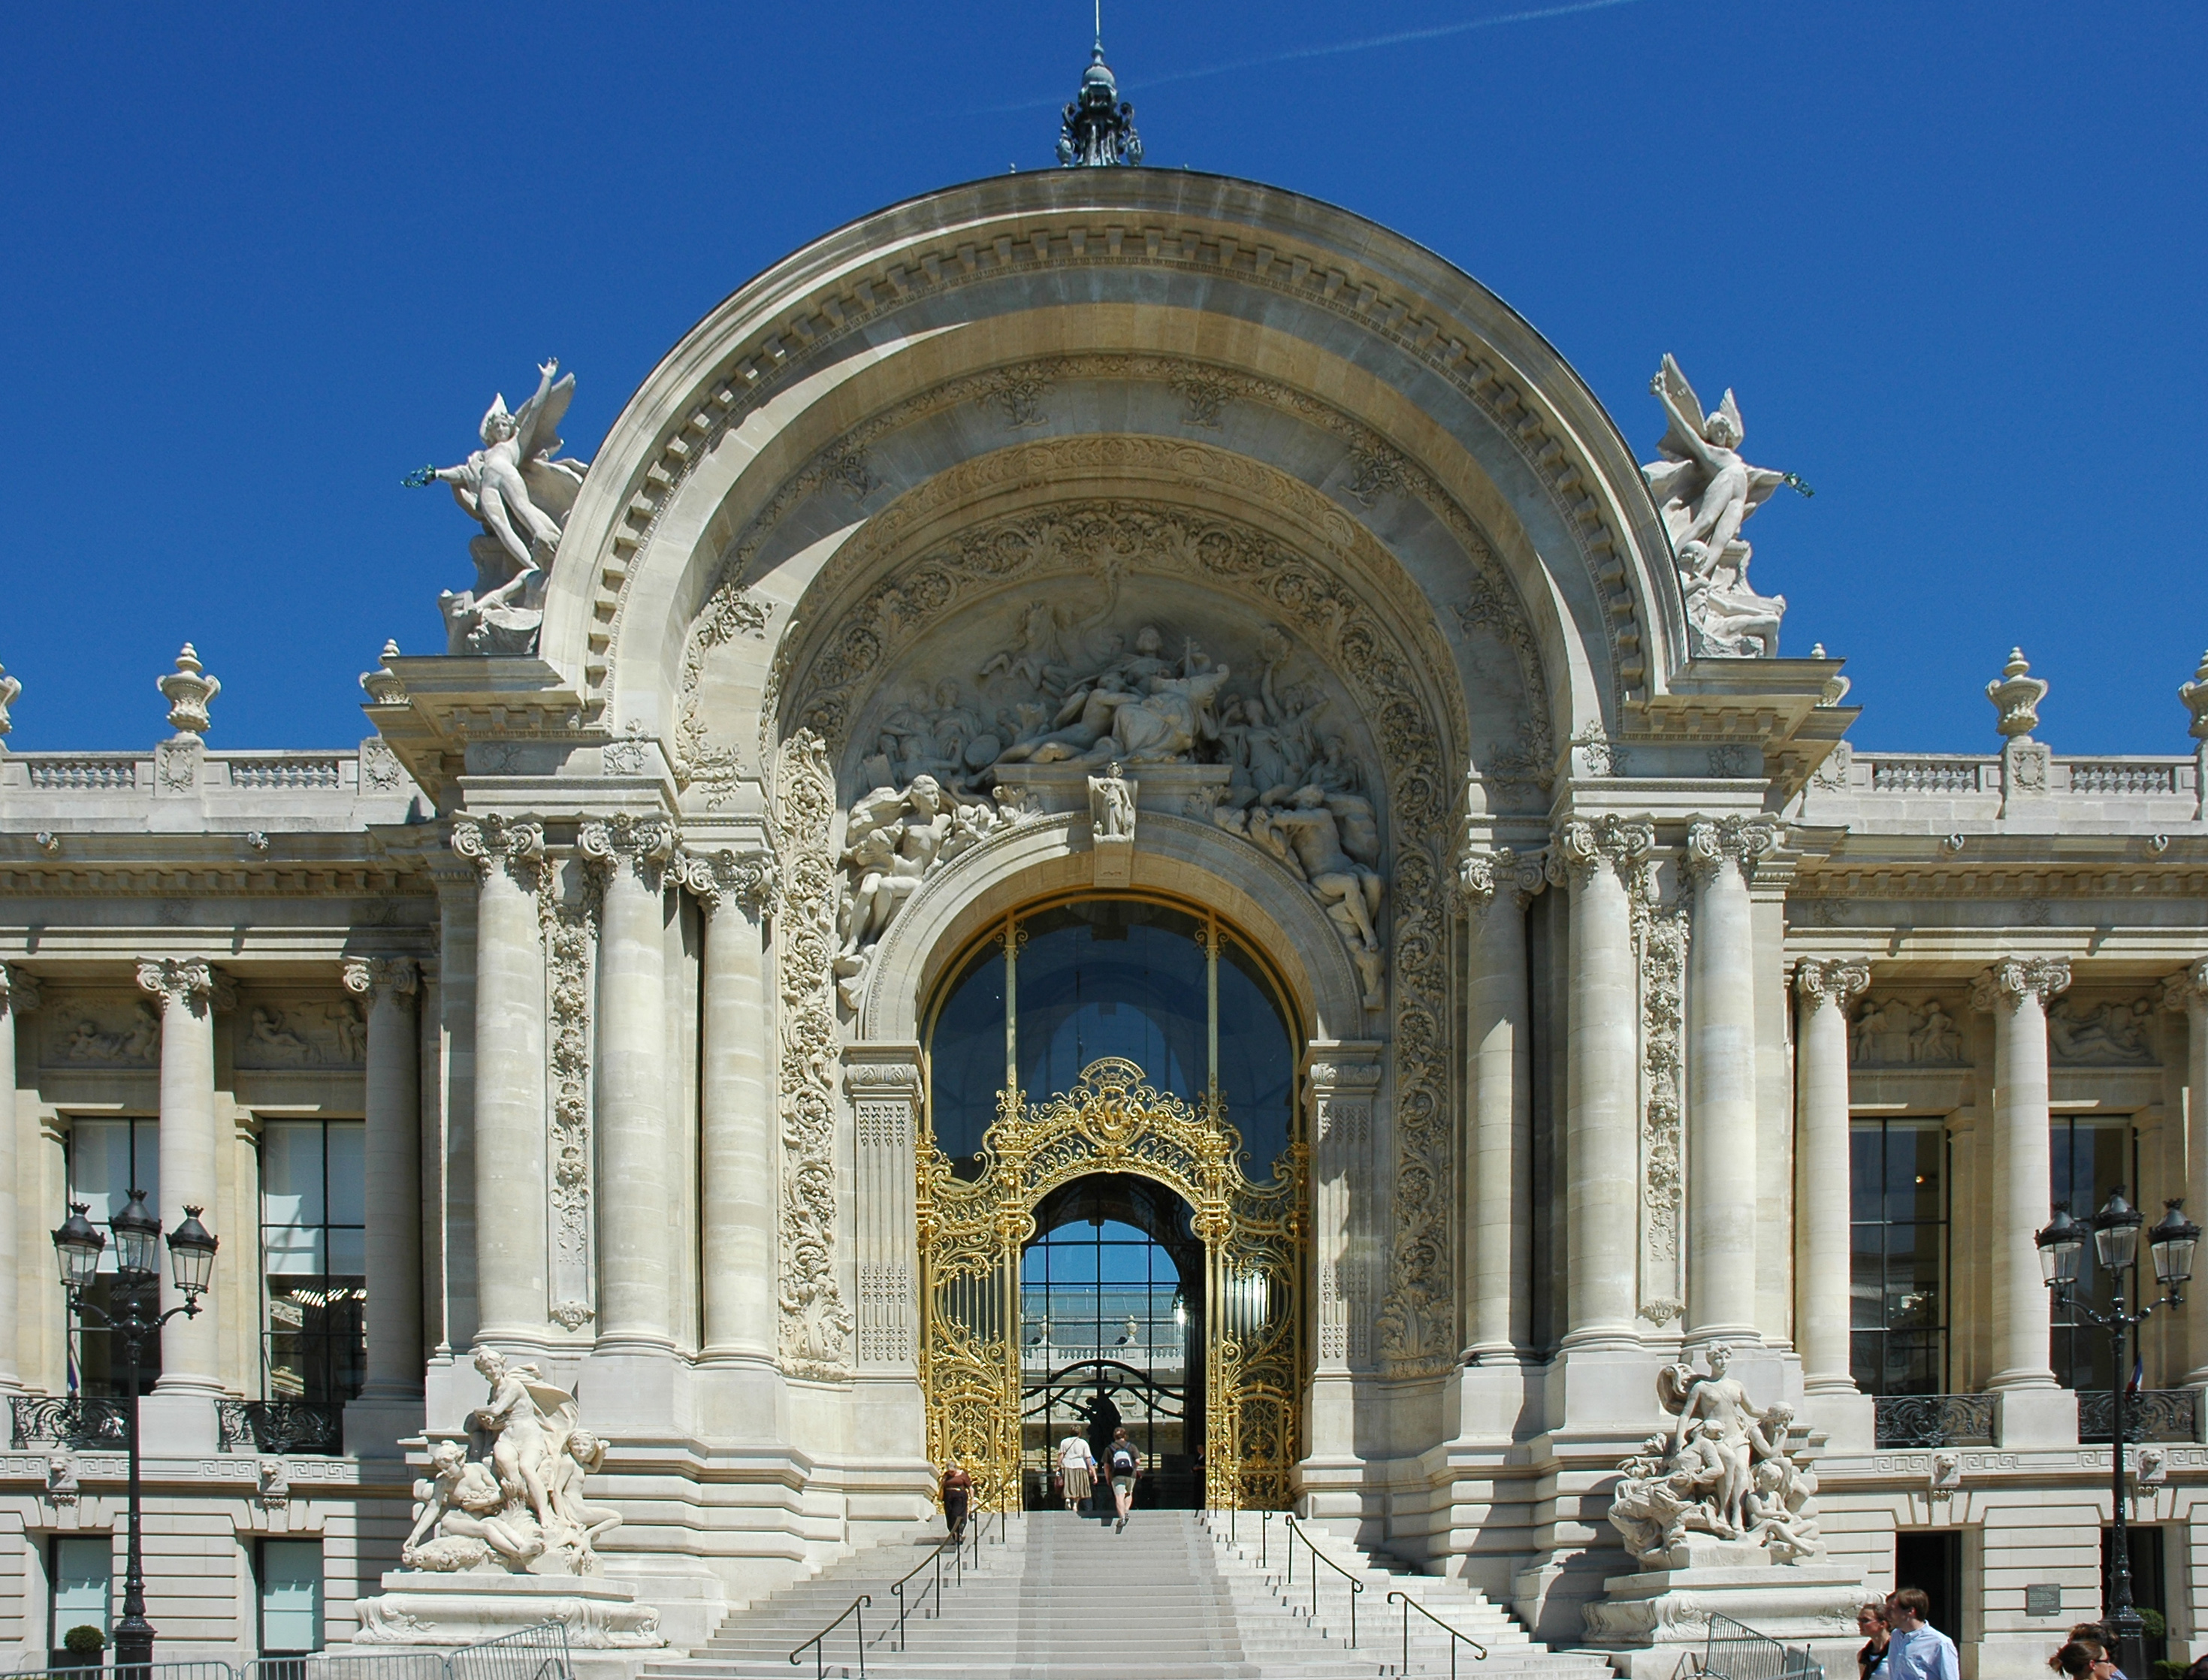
top-left (44, 999), bottom-right (160, 1068)
top-left (1634, 863), bottom-right (1690, 1325)
top-left (234, 996), bottom-right (368, 1069)
top-left (2047, 997), bottom-right (2157, 1064)
top-left (540, 860), bottom-right (602, 1331)
top-left (773, 731), bottom-right (855, 1377)
top-left (1848, 998), bottom-right (1967, 1066)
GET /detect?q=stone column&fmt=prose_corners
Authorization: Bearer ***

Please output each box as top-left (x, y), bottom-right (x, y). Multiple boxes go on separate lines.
top-left (2170, 961), bottom-right (2208, 1385)
top-left (342, 958), bottom-right (422, 1398)
top-left (136, 957), bottom-right (231, 1393)
top-left (1550, 815), bottom-right (1653, 1347)
top-left (1973, 957), bottom-right (2072, 1392)
top-left (675, 848), bottom-right (778, 1363)
top-left (1683, 817), bottom-right (1777, 1343)
top-left (0, 965), bottom-right (41, 1390)
top-left (1793, 958), bottom-right (1871, 1393)
top-left (581, 815), bottom-right (678, 1354)
top-left (430, 857), bottom-right (479, 1352)
top-left (1458, 847), bottom-right (1545, 1362)
top-left (451, 816), bottom-right (548, 1347)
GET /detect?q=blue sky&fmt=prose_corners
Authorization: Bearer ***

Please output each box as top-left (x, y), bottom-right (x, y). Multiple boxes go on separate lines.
top-left (0, 2), bottom-right (2200, 754)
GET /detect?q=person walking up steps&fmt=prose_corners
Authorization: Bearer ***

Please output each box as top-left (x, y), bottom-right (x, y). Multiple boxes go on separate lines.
top-left (1107, 1428), bottom-right (1140, 1530)
top-left (1056, 1428), bottom-right (1096, 1514)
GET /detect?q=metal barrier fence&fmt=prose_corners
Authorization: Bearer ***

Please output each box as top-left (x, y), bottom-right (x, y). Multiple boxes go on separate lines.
top-left (19, 1625), bottom-right (573, 1680)
top-left (1702, 1613), bottom-right (1822, 1680)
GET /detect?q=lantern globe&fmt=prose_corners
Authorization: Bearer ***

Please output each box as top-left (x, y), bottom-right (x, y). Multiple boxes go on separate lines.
top-left (166, 1206), bottom-right (218, 1297)
top-left (2150, 1198), bottom-right (2200, 1289)
top-left (50, 1204), bottom-right (105, 1291)
top-left (2037, 1204), bottom-right (2086, 1289)
top-left (2093, 1189), bottom-right (2143, 1274)
top-left (110, 1189), bottom-right (162, 1283)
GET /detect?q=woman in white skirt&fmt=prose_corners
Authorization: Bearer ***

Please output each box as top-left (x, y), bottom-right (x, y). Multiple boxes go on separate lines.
top-left (1056, 1429), bottom-right (1096, 1513)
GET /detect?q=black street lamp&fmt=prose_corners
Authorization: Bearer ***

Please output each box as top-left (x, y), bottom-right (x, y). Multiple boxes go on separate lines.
top-left (2037, 1190), bottom-right (2199, 1680)
top-left (52, 1193), bottom-right (217, 1674)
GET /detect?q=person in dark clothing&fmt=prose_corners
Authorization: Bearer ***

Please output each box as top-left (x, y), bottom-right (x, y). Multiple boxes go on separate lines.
top-left (941, 1458), bottom-right (973, 1543)
top-left (1105, 1428), bottom-right (1139, 1531)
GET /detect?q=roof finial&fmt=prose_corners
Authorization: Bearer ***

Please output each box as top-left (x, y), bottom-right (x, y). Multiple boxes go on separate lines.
top-left (1057, 14), bottom-right (1142, 168)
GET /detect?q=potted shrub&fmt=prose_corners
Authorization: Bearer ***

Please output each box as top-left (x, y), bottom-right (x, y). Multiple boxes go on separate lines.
top-left (60, 1624), bottom-right (106, 1670)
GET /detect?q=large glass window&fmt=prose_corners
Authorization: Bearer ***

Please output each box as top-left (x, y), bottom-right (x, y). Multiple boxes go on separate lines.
top-left (47, 1535), bottom-right (110, 1664)
top-left (255, 1539), bottom-right (323, 1656)
top-left (1022, 1216), bottom-right (1185, 1358)
top-left (1850, 1117), bottom-right (1947, 1394)
top-left (66, 1118), bottom-right (161, 1396)
top-left (2052, 1116), bottom-right (2136, 1391)
top-left (261, 1120), bottom-right (367, 1403)
top-left (927, 896), bottom-right (1297, 1181)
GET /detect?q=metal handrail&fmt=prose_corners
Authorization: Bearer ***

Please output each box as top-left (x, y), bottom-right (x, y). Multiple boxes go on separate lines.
top-left (890, 1540), bottom-right (949, 1652)
top-left (1388, 1589), bottom-right (1488, 1680)
top-left (787, 1593), bottom-right (868, 1680)
top-left (1284, 1515), bottom-right (1364, 1647)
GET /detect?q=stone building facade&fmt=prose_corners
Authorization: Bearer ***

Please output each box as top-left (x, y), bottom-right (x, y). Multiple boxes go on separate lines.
top-left (2, 167), bottom-right (2206, 1678)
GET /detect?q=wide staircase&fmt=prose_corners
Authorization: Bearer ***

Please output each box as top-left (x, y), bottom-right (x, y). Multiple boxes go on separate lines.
top-left (647, 1509), bottom-right (1617, 1680)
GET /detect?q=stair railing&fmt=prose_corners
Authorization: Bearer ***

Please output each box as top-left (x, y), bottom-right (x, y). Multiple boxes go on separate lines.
top-left (1387, 1589), bottom-right (1488, 1680)
top-left (1284, 1515), bottom-right (1364, 1648)
top-left (787, 1592), bottom-right (868, 1680)
top-left (890, 1541), bottom-right (947, 1654)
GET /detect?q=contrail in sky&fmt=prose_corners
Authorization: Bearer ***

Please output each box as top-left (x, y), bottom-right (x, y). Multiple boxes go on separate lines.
top-left (973, 0), bottom-right (1654, 113)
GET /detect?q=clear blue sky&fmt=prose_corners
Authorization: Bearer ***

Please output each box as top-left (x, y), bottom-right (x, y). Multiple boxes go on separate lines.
top-left (1, 2), bottom-right (2200, 754)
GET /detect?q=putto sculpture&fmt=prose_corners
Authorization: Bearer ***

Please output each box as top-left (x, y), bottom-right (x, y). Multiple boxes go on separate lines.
top-left (399, 1348), bottom-right (621, 1575)
top-left (410, 360), bottom-right (591, 657)
top-left (1642, 355), bottom-right (1792, 658)
top-left (1605, 1346), bottom-right (1828, 1565)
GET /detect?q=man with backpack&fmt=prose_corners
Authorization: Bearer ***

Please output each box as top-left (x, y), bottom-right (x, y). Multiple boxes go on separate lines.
top-left (1107, 1428), bottom-right (1140, 1531)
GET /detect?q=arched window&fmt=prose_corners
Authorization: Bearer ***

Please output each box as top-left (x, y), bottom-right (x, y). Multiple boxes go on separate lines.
top-left (926, 896), bottom-right (1297, 1182)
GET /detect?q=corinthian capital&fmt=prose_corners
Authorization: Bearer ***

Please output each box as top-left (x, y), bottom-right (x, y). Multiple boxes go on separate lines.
top-left (1458, 845), bottom-right (1547, 913)
top-left (1970, 957), bottom-right (2072, 1014)
top-left (136, 956), bottom-right (234, 1017)
top-left (1794, 957), bottom-right (1871, 1012)
top-left (1, 964), bottom-right (40, 1015)
top-left (340, 956), bottom-right (420, 1004)
top-left (450, 814), bottom-right (546, 885)
top-left (1546, 814), bottom-right (1654, 891)
top-left (2160, 959), bottom-right (2208, 1014)
top-left (672, 846), bottom-right (777, 919)
top-left (1684, 815), bottom-right (1782, 884)
top-left (578, 813), bottom-right (678, 890)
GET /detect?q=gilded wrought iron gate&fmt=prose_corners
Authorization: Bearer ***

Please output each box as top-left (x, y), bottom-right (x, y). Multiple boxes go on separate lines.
top-left (918, 1056), bottom-right (1303, 1511)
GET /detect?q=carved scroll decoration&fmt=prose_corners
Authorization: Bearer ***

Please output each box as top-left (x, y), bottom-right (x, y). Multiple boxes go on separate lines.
top-left (1634, 864), bottom-right (1689, 1325)
top-left (773, 730), bottom-right (854, 1376)
top-left (540, 860), bottom-right (603, 1330)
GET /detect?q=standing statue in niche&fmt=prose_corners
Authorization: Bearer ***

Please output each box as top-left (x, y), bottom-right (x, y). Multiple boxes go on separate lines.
top-left (1642, 354), bottom-right (1790, 658)
top-left (409, 359), bottom-right (591, 656)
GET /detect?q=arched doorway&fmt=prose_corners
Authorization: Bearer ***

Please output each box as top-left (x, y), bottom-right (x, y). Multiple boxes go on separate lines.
top-left (919, 894), bottom-right (1303, 1512)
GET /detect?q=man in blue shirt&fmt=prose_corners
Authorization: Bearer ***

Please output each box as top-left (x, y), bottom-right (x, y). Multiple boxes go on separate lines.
top-left (1883, 1588), bottom-right (1959, 1680)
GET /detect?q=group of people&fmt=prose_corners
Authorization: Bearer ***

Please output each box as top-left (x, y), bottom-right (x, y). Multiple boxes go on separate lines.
top-left (1855, 1592), bottom-right (2208, 1680)
top-left (1053, 1425), bottom-right (1143, 1530)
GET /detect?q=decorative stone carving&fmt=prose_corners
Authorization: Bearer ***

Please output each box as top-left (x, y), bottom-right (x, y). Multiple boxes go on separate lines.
top-left (1549, 814), bottom-right (1656, 890)
top-left (1247, 787), bottom-right (1386, 1009)
top-left (361, 639), bottom-right (406, 705)
top-left (237, 1002), bottom-right (367, 1069)
top-left (136, 957), bottom-right (234, 1017)
top-left (835, 776), bottom-right (1006, 1011)
top-left (342, 956), bottom-right (421, 1005)
top-left (256, 1458), bottom-right (291, 1509)
top-left (775, 731), bottom-right (855, 1377)
top-left (2179, 650), bottom-right (2208, 739)
top-left (399, 1349), bottom-right (618, 1576)
top-left (1642, 355), bottom-right (1790, 657)
top-left (1088, 762), bottom-right (1137, 887)
top-left (1971, 957), bottom-right (2073, 1015)
top-left (1684, 815), bottom-right (1780, 885)
top-left (1606, 1349), bottom-right (1828, 1566)
top-left (1848, 997), bottom-right (1965, 1065)
top-left (159, 643), bottom-right (220, 736)
top-left (1056, 43), bottom-right (1140, 168)
top-left (1, 965), bottom-right (39, 1017)
top-left (54, 1002), bottom-right (159, 1065)
top-left (0, 663), bottom-right (18, 736)
top-left (1986, 647), bottom-right (2048, 738)
top-left (1929, 1449), bottom-right (1962, 1494)
top-left (541, 863), bottom-right (602, 1330)
top-left (578, 814), bottom-right (677, 890)
top-left (412, 361), bottom-right (591, 657)
top-left (672, 847), bottom-right (776, 920)
top-left (1795, 959), bottom-right (1872, 1014)
top-left (1457, 845), bottom-right (1545, 913)
top-left (2047, 997), bottom-right (2155, 1064)
top-left (450, 815), bottom-right (546, 887)
top-left (44, 1453), bottom-right (77, 1507)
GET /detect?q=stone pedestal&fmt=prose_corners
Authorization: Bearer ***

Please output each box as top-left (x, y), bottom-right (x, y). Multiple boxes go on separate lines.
top-left (354, 1570), bottom-right (666, 1648)
top-left (1580, 1542), bottom-right (1867, 1680)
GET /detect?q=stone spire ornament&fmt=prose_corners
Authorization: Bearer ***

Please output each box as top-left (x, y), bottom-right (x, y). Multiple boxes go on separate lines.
top-left (0, 663), bottom-right (18, 737)
top-left (1057, 13), bottom-right (1141, 168)
top-left (1986, 646), bottom-right (2048, 739)
top-left (2179, 649), bottom-right (2208, 741)
top-left (159, 644), bottom-right (220, 736)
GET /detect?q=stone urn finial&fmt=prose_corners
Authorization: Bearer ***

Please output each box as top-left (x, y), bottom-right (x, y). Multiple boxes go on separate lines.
top-left (0, 663), bottom-right (19, 737)
top-left (159, 643), bottom-right (220, 737)
top-left (2180, 650), bottom-right (2208, 742)
top-left (361, 640), bottom-right (407, 705)
top-left (1986, 647), bottom-right (2047, 740)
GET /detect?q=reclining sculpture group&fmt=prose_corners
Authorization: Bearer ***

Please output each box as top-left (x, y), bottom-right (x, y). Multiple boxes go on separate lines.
top-left (400, 1348), bottom-right (622, 1576)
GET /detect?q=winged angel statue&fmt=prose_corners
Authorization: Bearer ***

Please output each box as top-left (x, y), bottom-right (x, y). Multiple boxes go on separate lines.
top-left (412, 359), bottom-right (591, 655)
top-left (1641, 354), bottom-right (1790, 657)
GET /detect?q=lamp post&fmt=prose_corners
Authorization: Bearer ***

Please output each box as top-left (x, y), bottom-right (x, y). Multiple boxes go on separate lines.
top-left (2037, 1190), bottom-right (2198, 1680)
top-left (52, 1192), bottom-right (217, 1674)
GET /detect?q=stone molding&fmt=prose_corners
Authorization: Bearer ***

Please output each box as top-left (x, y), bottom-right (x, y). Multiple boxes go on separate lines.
top-left (577, 814), bottom-right (678, 891)
top-left (340, 956), bottom-right (421, 1004)
top-left (1684, 815), bottom-right (1781, 885)
top-left (135, 956), bottom-right (234, 1017)
top-left (1458, 845), bottom-right (1546, 912)
top-left (1548, 814), bottom-right (1656, 890)
top-left (1793, 958), bottom-right (1871, 1014)
top-left (1971, 958), bottom-right (2073, 1014)
top-left (450, 815), bottom-right (546, 887)
top-left (672, 846), bottom-right (776, 920)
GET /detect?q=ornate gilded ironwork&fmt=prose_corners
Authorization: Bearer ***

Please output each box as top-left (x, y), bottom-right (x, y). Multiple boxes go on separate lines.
top-left (919, 1056), bottom-right (1303, 1512)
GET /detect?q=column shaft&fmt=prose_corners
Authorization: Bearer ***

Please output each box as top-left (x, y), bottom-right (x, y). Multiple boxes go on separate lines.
top-left (1556, 817), bottom-right (1650, 1347)
top-left (0, 966), bottom-right (36, 1389)
top-left (585, 817), bottom-right (676, 1351)
top-left (1977, 959), bottom-right (2070, 1391)
top-left (2186, 969), bottom-right (2208, 1384)
top-left (1460, 851), bottom-right (1541, 1361)
top-left (137, 959), bottom-right (225, 1393)
top-left (1685, 820), bottom-right (1773, 1340)
top-left (455, 817), bottom-right (548, 1346)
top-left (435, 867), bottom-right (479, 1352)
top-left (346, 959), bottom-right (422, 1397)
top-left (1794, 959), bottom-right (1869, 1392)
top-left (687, 852), bottom-right (778, 1361)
